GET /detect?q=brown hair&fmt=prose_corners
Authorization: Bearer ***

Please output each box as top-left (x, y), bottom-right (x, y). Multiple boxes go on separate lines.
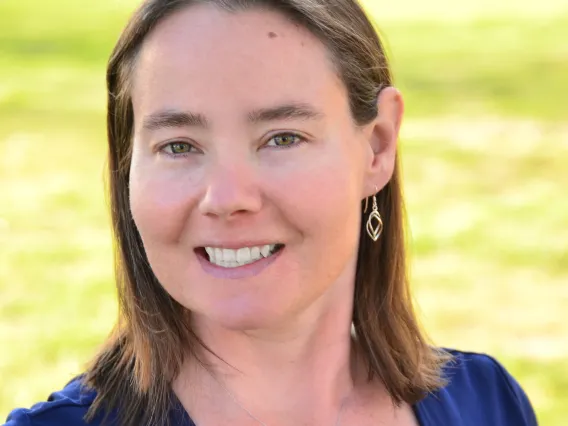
top-left (85, 0), bottom-right (449, 425)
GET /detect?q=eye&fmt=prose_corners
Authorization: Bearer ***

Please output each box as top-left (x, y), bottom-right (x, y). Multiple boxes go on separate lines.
top-left (265, 133), bottom-right (305, 149)
top-left (160, 141), bottom-right (197, 156)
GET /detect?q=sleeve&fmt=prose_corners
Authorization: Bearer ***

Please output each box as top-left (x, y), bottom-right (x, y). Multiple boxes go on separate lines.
top-left (488, 355), bottom-right (539, 426)
top-left (3, 409), bottom-right (33, 426)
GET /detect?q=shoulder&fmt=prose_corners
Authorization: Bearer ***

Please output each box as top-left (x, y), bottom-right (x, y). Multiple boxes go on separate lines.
top-left (3, 376), bottom-right (111, 426)
top-left (416, 349), bottom-right (538, 426)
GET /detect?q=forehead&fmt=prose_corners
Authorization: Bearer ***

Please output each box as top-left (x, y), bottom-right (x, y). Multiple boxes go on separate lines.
top-left (131, 4), bottom-right (348, 118)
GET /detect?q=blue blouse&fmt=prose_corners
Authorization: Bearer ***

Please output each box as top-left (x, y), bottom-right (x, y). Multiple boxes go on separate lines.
top-left (4, 350), bottom-right (538, 426)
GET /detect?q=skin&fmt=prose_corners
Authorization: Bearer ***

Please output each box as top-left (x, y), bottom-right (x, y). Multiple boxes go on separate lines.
top-left (129, 4), bottom-right (413, 425)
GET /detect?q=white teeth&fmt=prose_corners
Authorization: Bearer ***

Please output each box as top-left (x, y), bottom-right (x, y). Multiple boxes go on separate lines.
top-left (222, 249), bottom-right (236, 262)
top-left (203, 244), bottom-right (281, 268)
top-left (215, 248), bottom-right (223, 261)
top-left (205, 247), bottom-right (215, 261)
top-left (236, 247), bottom-right (251, 263)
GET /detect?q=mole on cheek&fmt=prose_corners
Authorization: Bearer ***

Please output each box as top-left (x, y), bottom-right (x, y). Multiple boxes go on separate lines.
top-left (268, 31), bottom-right (278, 38)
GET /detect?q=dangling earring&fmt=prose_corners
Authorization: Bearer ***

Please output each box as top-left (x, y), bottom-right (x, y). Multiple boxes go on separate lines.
top-left (364, 186), bottom-right (383, 242)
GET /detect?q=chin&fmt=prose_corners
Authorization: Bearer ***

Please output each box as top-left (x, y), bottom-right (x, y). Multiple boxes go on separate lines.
top-left (195, 298), bottom-right (293, 332)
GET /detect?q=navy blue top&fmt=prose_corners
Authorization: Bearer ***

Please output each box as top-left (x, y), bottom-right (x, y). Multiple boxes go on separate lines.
top-left (4, 350), bottom-right (538, 426)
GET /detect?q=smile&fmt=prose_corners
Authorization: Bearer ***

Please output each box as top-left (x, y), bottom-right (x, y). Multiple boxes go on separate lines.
top-left (202, 244), bottom-right (284, 268)
top-left (195, 244), bottom-right (285, 280)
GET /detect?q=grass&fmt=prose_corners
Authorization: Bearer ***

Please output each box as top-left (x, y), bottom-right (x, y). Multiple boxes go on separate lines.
top-left (1, 0), bottom-right (567, 424)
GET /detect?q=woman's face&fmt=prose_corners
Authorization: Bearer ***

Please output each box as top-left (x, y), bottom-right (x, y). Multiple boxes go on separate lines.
top-left (129, 5), bottom-right (377, 330)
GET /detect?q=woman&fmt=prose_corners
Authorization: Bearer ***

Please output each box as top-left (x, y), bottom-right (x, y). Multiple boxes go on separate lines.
top-left (5, 0), bottom-right (538, 425)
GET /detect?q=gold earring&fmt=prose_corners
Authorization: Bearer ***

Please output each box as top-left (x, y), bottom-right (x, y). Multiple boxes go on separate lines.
top-left (364, 186), bottom-right (383, 242)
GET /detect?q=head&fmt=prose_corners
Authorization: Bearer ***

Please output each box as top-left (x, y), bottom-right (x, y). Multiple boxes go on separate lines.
top-left (87, 1), bottom-right (447, 425)
top-left (128, 2), bottom-right (404, 331)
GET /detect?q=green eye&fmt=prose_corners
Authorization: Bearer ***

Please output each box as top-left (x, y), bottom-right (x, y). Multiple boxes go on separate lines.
top-left (267, 133), bottom-right (303, 148)
top-left (163, 141), bottom-right (193, 155)
top-left (171, 142), bottom-right (191, 153)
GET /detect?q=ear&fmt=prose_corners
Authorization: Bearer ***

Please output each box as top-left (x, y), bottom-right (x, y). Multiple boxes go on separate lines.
top-left (362, 86), bottom-right (404, 198)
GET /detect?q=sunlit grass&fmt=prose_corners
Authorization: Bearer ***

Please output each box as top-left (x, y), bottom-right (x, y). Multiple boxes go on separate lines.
top-left (401, 119), bottom-right (568, 425)
top-left (1, 0), bottom-right (566, 424)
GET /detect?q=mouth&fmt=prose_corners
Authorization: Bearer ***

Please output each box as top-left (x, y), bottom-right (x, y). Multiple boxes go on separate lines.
top-left (195, 244), bottom-right (285, 269)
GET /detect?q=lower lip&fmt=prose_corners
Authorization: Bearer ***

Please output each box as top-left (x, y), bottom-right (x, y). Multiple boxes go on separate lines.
top-left (195, 247), bottom-right (284, 280)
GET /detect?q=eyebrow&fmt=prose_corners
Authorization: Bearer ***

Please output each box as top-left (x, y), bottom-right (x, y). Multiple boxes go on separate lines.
top-left (247, 103), bottom-right (324, 123)
top-left (142, 110), bottom-right (209, 131)
top-left (141, 103), bottom-right (324, 132)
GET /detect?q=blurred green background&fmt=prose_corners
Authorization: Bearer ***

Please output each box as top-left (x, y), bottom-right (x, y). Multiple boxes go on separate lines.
top-left (1, 0), bottom-right (567, 424)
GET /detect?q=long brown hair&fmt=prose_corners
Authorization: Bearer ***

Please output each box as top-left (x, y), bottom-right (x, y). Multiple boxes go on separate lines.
top-left (85, 1), bottom-right (449, 425)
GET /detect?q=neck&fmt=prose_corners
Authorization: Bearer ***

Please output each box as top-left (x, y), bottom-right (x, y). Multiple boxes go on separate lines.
top-left (174, 282), bottom-right (361, 424)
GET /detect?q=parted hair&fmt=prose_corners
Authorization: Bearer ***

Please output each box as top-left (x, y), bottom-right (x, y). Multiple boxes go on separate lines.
top-left (85, 1), bottom-right (449, 425)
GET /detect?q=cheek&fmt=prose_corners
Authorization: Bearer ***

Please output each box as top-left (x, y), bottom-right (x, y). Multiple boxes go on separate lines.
top-left (129, 161), bottom-right (200, 245)
top-left (270, 147), bottom-right (361, 243)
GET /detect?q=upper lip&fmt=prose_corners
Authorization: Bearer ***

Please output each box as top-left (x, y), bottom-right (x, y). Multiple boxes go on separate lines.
top-left (196, 241), bottom-right (283, 250)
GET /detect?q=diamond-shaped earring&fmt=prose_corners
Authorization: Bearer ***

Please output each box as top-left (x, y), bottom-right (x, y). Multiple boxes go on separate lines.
top-left (364, 186), bottom-right (383, 242)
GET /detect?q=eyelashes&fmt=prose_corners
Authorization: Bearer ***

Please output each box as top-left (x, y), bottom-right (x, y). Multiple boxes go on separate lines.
top-left (158, 132), bottom-right (307, 159)
top-left (160, 141), bottom-right (199, 156)
top-left (265, 133), bottom-right (306, 149)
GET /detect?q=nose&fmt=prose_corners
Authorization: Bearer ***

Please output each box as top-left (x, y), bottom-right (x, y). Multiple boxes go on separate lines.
top-left (198, 160), bottom-right (262, 220)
